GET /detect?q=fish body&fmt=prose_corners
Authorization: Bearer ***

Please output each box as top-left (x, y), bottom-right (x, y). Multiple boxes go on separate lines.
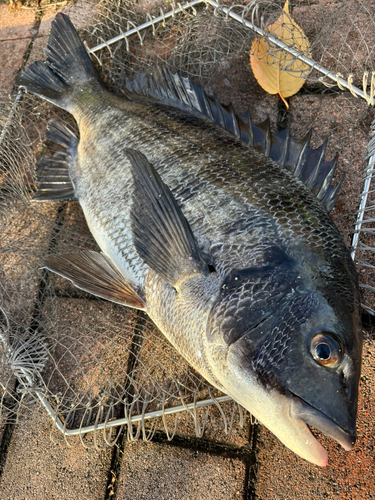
top-left (16, 14), bottom-right (362, 466)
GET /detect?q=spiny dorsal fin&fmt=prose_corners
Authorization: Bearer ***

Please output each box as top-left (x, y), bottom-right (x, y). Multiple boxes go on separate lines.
top-left (43, 251), bottom-right (145, 309)
top-left (126, 148), bottom-right (208, 288)
top-left (125, 68), bottom-right (342, 212)
top-left (33, 120), bottom-right (77, 201)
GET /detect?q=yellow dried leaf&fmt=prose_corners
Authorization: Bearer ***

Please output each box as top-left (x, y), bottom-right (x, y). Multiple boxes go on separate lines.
top-left (250, 0), bottom-right (311, 108)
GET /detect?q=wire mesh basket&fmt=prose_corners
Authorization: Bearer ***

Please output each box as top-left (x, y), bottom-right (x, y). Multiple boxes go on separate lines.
top-left (1, 0), bottom-right (375, 447)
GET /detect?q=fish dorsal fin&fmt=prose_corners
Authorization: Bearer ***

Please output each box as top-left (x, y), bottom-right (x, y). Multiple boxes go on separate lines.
top-left (33, 120), bottom-right (77, 201)
top-left (126, 148), bottom-right (208, 288)
top-left (43, 250), bottom-right (145, 309)
top-left (125, 69), bottom-right (342, 212)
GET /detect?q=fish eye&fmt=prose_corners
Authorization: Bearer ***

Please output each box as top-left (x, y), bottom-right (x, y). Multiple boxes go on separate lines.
top-left (310, 332), bottom-right (343, 367)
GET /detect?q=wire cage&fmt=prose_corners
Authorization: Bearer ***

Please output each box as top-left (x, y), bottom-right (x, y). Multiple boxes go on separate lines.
top-left (1, 0), bottom-right (375, 446)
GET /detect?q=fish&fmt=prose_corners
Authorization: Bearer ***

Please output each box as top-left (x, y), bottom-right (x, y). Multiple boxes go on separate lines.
top-left (15, 13), bottom-right (362, 466)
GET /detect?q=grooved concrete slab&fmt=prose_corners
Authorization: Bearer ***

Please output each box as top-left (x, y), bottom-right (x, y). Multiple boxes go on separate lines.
top-left (116, 440), bottom-right (246, 500)
top-left (0, 5), bottom-right (35, 94)
top-left (0, 296), bottom-right (131, 500)
top-left (0, 405), bottom-right (112, 500)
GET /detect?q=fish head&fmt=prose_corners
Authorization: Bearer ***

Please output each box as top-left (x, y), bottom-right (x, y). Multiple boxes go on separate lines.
top-left (206, 250), bottom-right (362, 466)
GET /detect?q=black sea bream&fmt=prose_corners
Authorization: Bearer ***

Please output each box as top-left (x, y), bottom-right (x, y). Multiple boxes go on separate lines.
top-left (15, 13), bottom-right (362, 466)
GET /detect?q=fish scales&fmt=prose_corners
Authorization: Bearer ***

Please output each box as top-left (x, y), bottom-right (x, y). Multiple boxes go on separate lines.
top-left (74, 87), bottom-right (347, 270)
top-left (73, 91), bottom-right (278, 275)
top-left (94, 97), bottom-right (351, 304)
top-left (15, 14), bottom-right (362, 467)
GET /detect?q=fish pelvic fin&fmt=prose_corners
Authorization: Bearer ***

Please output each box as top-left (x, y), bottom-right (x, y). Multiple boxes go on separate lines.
top-left (126, 148), bottom-right (209, 288)
top-left (15, 14), bottom-right (101, 110)
top-left (126, 69), bottom-right (342, 212)
top-left (33, 120), bottom-right (77, 201)
top-left (43, 251), bottom-right (145, 310)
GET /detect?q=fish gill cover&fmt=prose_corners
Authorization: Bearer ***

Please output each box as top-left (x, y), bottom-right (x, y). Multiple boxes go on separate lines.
top-left (0, 0), bottom-right (374, 464)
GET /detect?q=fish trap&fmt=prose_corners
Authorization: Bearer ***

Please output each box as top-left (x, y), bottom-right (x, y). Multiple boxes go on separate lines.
top-left (1, 0), bottom-right (375, 446)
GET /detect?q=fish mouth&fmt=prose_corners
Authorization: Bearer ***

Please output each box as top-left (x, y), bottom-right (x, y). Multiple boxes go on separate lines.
top-left (290, 394), bottom-right (356, 453)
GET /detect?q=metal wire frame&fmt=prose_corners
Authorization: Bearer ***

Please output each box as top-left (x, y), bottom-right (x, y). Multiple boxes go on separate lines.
top-left (351, 154), bottom-right (375, 261)
top-left (1, 0), bottom-right (375, 438)
top-left (37, 390), bottom-right (233, 440)
top-left (0, 305), bottom-right (236, 440)
top-left (88, 0), bottom-right (375, 103)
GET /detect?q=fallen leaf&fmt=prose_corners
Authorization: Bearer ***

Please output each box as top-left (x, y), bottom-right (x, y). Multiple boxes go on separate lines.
top-left (250, 0), bottom-right (311, 109)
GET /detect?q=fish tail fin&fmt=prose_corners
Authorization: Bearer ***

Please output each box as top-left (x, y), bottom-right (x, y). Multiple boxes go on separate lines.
top-left (15, 14), bottom-right (100, 110)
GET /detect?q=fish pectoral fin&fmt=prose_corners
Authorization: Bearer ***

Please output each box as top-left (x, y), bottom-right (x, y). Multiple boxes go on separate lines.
top-left (126, 148), bottom-right (209, 288)
top-left (33, 120), bottom-right (77, 202)
top-left (43, 250), bottom-right (145, 310)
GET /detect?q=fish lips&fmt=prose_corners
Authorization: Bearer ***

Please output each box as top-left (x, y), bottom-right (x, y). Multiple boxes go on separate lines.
top-left (290, 394), bottom-right (356, 452)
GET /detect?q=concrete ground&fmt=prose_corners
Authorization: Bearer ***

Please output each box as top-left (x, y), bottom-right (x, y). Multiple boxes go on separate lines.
top-left (1, 0), bottom-right (375, 499)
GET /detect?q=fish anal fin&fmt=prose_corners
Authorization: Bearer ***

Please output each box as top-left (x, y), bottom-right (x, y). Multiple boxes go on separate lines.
top-left (33, 120), bottom-right (77, 202)
top-left (126, 148), bottom-right (208, 288)
top-left (43, 251), bottom-right (145, 310)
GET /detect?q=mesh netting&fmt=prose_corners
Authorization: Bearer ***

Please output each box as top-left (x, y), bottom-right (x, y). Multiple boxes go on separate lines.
top-left (0, 90), bottom-right (242, 443)
top-left (86, 0), bottom-right (375, 92)
top-left (1, 0), bottom-right (375, 445)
